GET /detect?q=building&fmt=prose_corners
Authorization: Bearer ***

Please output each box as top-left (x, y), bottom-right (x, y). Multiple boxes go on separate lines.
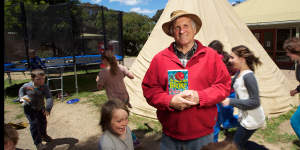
top-left (233, 0), bottom-right (300, 68)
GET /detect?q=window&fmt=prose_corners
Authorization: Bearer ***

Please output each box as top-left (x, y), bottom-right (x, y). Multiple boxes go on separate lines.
top-left (276, 28), bottom-right (296, 63)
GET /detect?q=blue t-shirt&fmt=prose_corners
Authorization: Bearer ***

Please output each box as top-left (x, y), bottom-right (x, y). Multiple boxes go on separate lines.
top-left (29, 56), bottom-right (45, 70)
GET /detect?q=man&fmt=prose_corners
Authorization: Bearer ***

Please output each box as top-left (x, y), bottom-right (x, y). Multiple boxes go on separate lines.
top-left (142, 10), bottom-right (231, 150)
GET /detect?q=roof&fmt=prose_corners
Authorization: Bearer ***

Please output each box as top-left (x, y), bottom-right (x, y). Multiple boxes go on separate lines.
top-left (233, 0), bottom-right (300, 25)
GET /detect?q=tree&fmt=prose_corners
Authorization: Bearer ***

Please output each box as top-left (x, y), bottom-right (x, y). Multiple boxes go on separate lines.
top-left (151, 9), bottom-right (163, 23)
top-left (123, 12), bottom-right (154, 56)
top-left (4, 0), bottom-right (83, 60)
top-left (5, 0), bottom-right (156, 60)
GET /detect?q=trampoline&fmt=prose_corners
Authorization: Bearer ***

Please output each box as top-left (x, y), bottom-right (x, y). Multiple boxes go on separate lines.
top-left (5, 54), bottom-right (123, 98)
top-left (5, 54), bottom-right (123, 72)
top-left (5, 2), bottom-right (125, 100)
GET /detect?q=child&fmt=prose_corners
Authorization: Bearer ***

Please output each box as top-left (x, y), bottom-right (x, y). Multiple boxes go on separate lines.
top-left (208, 40), bottom-right (239, 142)
top-left (4, 124), bottom-right (19, 150)
top-left (96, 50), bottom-right (134, 108)
top-left (283, 37), bottom-right (300, 139)
top-left (99, 99), bottom-right (134, 150)
top-left (208, 40), bottom-right (231, 71)
top-left (28, 49), bottom-right (46, 71)
top-left (222, 45), bottom-right (265, 150)
top-left (18, 69), bottom-right (53, 150)
top-left (200, 140), bottom-right (238, 150)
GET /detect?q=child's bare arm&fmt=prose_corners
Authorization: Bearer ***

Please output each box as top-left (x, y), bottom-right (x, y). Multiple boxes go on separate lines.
top-left (119, 65), bottom-right (134, 79)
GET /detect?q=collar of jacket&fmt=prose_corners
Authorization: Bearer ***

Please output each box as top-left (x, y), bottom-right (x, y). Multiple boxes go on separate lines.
top-left (162, 40), bottom-right (207, 67)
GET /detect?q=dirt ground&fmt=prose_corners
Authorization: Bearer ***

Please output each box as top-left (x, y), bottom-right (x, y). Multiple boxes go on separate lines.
top-left (4, 57), bottom-right (299, 150)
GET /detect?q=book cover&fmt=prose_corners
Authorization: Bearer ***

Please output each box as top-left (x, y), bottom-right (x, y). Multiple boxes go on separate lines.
top-left (168, 69), bottom-right (188, 95)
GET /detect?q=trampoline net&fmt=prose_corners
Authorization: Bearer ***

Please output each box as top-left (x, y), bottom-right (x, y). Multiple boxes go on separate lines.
top-left (4, 1), bottom-right (123, 63)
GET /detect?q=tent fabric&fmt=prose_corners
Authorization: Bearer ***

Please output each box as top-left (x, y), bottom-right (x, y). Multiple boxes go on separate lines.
top-left (233, 0), bottom-right (300, 24)
top-left (124, 0), bottom-right (298, 119)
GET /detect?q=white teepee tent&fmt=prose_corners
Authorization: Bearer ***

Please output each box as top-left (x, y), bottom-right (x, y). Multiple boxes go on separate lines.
top-left (124, 0), bottom-right (298, 119)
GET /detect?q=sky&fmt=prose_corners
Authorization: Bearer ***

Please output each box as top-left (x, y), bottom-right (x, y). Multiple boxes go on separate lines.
top-left (79, 0), bottom-right (245, 17)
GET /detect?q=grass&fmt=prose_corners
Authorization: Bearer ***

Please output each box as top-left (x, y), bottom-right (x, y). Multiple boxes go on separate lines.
top-left (67, 91), bottom-right (95, 100)
top-left (256, 106), bottom-right (298, 143)
top-left (15, 113), bottom-right (25, 119)
top-left (80, 93), bottom-right (108, 107)
top-left (217, 106), bottom-right (299, 149)
top-left (72, 89), bottom-right (163, 138)
top-left (129, 113), bottom-right (162, 133)
top-left (4, 71), bottom-right (99, 102)
top-left (62, 68), bottom-right (99, 76)
top-left (4, 96), bottom-right (18, 104)
top-left (4, 78), bottom-right (31, 89)
top-left (47, 72), bottom-right (99, 95)
top-left (78, 91), bottom-right (163, 134)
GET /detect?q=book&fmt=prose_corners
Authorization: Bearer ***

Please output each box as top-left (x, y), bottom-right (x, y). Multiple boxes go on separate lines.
top-left (168, 69), bottom-right (188, 95)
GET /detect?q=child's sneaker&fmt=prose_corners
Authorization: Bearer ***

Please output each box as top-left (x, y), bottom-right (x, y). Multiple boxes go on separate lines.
top-left (42, 134), bottom-right (53, 142)
top-left (36, 143), bottom-right (46, 150)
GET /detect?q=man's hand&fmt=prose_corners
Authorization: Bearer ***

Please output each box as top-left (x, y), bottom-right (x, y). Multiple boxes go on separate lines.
top-left (222, 98), bottom-right (230, 106)
top-left (170, 92), bottom-right (197, 111)
top-left (96, 76), bottom-right (99, 82)
top-left (290, 89), bottom-right (298, 96)
top-left (44, 111), bottom-right (50, 116)
top-left (181, 90), bottom-right (199, 104)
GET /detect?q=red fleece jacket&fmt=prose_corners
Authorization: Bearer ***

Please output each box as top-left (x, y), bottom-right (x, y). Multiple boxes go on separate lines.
top-left (142, 40), bottom-right (231, 140)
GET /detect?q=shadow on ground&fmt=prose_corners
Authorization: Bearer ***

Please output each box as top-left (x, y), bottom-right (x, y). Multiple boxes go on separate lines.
top-left (15, 137), bottom-right (79, 150)
top-left (223, 130), bottom-right (269, 150)
top-left (73, 135), bottom-right (99, 150)
top-left (133, 123), bottom-right (161, 150)
top-left (134, 134), bottom-right (161, 150)
top-left (293, 139), bottom-right (300, 148)
top-left (52, 124), bottom-right (162, 150)
top-left (14, 128), bottom-right (275, 150)
top-left (45, 137), bottom-right (79, 150)
top-left (245, 141), bottom-right (269, 150)
top-left (5, 83), bottom-right (24, 97)
top-left (42, 136), bottom-right (98, 150)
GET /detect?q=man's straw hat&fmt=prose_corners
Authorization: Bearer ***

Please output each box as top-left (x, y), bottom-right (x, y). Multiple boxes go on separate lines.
top-left (162, 10), bottom-right (202, 37)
